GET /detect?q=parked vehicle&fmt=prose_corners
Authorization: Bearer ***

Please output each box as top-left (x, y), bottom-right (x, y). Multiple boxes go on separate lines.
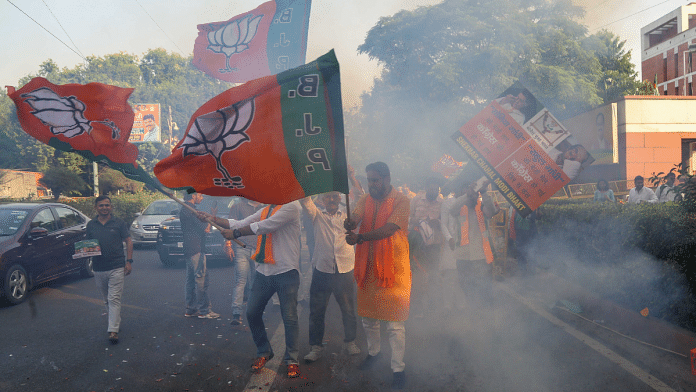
top-left (0, 203), bottom-right (93, 304)
top-left (156, 196), bottom-right (237, 266)
top-left (130, 199), bottom-right (180, 246)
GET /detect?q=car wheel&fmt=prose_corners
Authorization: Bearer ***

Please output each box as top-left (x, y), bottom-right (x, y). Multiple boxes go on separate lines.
top-left (80, 257), bottom-right (94, 278)
top-left (4, 264), bottom-right (29, 305)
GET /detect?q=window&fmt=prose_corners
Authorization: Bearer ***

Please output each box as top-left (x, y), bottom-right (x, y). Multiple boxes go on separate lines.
top-left (664, 57), bottom-right (668, 81)
top-left (31, 208), bottom-right (57, 232)
top-left (55, 207), bottom-right (85, 228)
top-left (675, 53), bottom-right (679, 79)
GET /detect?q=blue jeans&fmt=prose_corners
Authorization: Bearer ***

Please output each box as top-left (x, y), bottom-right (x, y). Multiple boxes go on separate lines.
top-left (231, 244), bottom-right (255, 316)
top-left (246, 269), bottom-right (300, 364)
top-left (185, 253), bottom-right (211, 315)
top-left (308, 268), bottom-right (357, 346)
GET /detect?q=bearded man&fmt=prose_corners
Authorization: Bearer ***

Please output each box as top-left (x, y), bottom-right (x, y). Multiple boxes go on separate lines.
top-left (345, 161), bottom-right (410, 390)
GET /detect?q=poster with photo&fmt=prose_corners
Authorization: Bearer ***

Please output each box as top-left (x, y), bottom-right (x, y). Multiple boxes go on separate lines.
top-left (129, 103), bottom-right (161, 143)
top-left (452, 82), bottom-right (594, 216)
top-left (73, 239), bottom-right (101, 259)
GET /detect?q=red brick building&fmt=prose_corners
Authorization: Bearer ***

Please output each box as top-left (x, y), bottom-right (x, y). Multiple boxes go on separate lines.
top-left (641, 3), bottom-right (696, 95)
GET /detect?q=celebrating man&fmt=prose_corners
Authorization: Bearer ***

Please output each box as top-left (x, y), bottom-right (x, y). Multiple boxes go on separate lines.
top-left (345, 161), bottom-right (411, 390)
top-left (201, 201), bottom-right (303, 379)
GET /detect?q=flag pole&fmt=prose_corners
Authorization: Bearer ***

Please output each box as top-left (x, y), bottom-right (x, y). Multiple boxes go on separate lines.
top-left (157, 187), bottom-right (245, 248)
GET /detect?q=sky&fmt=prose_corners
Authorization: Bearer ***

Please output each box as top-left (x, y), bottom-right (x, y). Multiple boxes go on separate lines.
top-left (0, 0), bottom-right (692, 108)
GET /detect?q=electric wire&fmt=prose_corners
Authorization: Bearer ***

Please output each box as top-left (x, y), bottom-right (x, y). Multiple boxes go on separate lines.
top-left (5, 0), bottom-right (87, 61)
top-left (134, 0), bottom-right (186, 56)
top-left (41, 0), bottom-right (85, 59)
top-left (594, 0), bottom-right (674, 30)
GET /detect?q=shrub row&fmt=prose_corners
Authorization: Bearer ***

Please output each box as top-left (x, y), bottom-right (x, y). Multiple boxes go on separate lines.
top-left (535, 200), bottom-right (696, 331)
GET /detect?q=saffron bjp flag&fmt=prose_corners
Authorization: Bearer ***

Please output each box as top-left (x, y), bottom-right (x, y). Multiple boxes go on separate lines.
top-left (193, 0), bottom-right (312, 83)
top-left (154, 50), bottom-right (348, 204)
top-left (7, 77), bottom-right (156, 185)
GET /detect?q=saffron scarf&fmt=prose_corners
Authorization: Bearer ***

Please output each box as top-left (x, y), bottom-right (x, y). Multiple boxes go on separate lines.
top-left (354, 196), bottom-right (397, 288)
top-left (459, 200), bottom-right (494, 264)
top-left (252, 205), bottom-right (281, 264)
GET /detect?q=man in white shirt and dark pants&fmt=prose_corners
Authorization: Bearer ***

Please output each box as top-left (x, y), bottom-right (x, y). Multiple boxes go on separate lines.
top-left (201, 201), bottom-right (303, 378)
top-left (300, 192), bottom-right (361, 363)
top-left (628, 176), bottom-right (658, 204)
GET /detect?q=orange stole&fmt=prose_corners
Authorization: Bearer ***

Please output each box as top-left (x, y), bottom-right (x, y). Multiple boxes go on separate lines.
top-left (460, 200), bottom-right (494, 264)
top-left (354, 196), bottom-right (396, 288)
top-left (252, 205), bottom-right (281, 264)
top-left (354, 194), bottom-right (411, 322)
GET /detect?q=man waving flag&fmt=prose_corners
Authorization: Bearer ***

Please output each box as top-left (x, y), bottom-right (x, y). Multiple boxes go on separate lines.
top-left (154, 49), bottom-right (348, 204)
top-left (7, 77), bottom-right (156, 186)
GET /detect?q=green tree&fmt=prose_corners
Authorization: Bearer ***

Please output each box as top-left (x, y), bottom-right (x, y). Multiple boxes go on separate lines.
top-left (352, 0), bottom-right (640, 183)
top-left (587, 30), bottom-right (642, 102)
top-left (40, 165), bottom-right (88, 200)
top-left (98, 166), bottom-right (144, 195)
top-left (1, 49), bottom-right (231, 187)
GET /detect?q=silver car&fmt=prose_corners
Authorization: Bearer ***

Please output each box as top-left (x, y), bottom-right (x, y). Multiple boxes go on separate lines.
top-left (130, 200), bottom-right (180, 246)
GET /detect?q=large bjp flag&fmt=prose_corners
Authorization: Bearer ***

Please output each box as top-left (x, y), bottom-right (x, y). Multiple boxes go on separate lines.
top-left (154, 50), bottom-right (348, 204)
top-left (193, 0), bottom-right (312, 83)
top-left (7, 77), bottom-right (156, 185)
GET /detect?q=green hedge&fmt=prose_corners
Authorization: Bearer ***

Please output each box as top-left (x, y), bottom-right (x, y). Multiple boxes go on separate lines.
top-left (535, 200), bottom-right (696, 331)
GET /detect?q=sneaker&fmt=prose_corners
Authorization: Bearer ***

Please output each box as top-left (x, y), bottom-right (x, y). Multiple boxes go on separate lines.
top-left (287, 363), bottom-right (300, 378)
top-left (198, 311), bottom-right (220, 319)
top-left (184, 311), bottom-right (198, 318)
top-left (358, 353), bottom-right (381, 370)
top-left (230, 314), bottom-right (242, 325)
top-left (303, 345), bottom-right (323, 363)
top-left (251, 354), bottom-right (273, 372)
top-left (344, 341), bottom-right (361, 355)
top-left (391, 371), bottom-right (406, 389)
top-left (108, 332), bottom-right (119, 344)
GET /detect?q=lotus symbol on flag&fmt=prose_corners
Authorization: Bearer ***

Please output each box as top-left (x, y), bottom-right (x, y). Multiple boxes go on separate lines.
top-left (207, 14), bottom-right (263, 73)
top-left (181, 99), bottom-right (255, 189)
top-left (20, 87), bottom-right (121, 139)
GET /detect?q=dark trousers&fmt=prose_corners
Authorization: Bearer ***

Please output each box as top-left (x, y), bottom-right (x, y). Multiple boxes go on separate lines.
top-left (308, 268), bottom-right (358, 346)
top-left (246, 269), bottom-right (300, 364)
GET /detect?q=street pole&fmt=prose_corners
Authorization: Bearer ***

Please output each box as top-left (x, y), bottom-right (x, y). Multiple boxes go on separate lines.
top-left (93, 161), bottom-right (99, 197)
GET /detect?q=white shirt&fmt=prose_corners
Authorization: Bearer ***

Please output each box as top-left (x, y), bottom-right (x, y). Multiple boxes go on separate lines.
top-left (301, 198), bottom-right (355, 274)
top-left (227, 201), bottom-right (301, 276)
top-left (655, 184), bottom-right (676, 202)
top-left (628, 187), bottom-right (658, 204)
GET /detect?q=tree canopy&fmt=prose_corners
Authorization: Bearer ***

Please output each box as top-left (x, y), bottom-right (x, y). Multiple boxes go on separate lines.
top-left (0, 48), bottom-right (231, 196)
top-left (349, 0), bottom-right (643, 185)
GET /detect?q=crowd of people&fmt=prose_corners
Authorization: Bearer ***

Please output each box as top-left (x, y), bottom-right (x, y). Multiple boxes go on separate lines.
top-left (83, 162), bottom-right (547, 390)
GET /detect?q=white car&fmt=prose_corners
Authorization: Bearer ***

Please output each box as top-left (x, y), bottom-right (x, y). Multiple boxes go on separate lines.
top-left (130, 200), bottom-right (180, 246)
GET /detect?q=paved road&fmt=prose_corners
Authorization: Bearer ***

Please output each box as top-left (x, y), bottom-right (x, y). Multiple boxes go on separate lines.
top-left (1, 247), bottom-right (693, 391)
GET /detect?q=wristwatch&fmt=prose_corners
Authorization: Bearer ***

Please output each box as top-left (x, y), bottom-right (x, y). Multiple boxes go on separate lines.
top-left (233, 229), bottom-right (242, 239)
top-left (126, 259), bottom-right (133, 263)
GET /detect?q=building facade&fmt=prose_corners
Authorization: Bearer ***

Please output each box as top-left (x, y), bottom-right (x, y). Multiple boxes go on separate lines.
top-left (641, 3), bottom-right (696, 96)
top-left (565, 96), bottom-right (696, 183)
top-left (0, 170), bottom-right (50, 199)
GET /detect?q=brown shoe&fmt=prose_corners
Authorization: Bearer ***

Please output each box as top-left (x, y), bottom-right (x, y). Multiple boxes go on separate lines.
top-left (287, 364), bottom-right (300, 378)
top-left (251, 354), bottom-right (273, 372)
top-left (109, 332), bottom-right (119, 344)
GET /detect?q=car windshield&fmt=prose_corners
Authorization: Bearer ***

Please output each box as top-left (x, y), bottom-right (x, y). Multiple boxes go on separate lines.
top-left (0, 208), bottom-right (30, 236)
top-left (143, 200), bottom-right (179, 215)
